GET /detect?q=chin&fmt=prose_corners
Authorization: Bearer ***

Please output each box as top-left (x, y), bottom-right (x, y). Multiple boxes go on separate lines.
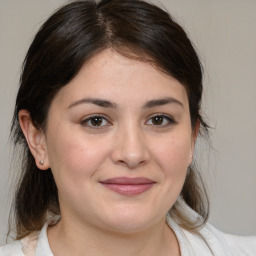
top-left (98, 207), bottom-right (161, 234)
top-left (105, 220), bottom-right (153, 234)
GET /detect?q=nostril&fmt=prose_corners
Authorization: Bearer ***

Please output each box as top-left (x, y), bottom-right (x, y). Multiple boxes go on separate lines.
top-left (116, 157), bottom-right (148, 169)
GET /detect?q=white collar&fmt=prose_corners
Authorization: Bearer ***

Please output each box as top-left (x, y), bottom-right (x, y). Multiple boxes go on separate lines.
top-left (35, 223), bottom-right (54, 256)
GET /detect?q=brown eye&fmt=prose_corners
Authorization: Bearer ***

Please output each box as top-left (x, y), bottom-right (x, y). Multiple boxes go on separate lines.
top-left (152, 116), bottom-right (164, 125)
top-left (90, 117), bottom-right (103, 126)
top-left (81, 115), bottom-right (110, 129)
top-left (146, 114), bottom-right (176, 127)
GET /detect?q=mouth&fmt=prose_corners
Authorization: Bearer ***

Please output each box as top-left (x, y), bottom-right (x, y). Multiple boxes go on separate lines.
top-left (100, 177), bottom-right (156, 196)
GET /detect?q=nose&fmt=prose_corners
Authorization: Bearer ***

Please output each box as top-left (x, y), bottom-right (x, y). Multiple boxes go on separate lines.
top-left (110, 125), bottom-right (150, 169)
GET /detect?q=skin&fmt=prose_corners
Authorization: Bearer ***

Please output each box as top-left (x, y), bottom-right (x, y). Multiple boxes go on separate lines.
top-left (19, 49), bottom-right (198, 256)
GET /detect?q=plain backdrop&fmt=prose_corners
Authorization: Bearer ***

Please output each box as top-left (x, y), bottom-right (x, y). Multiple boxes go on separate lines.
top-left (0, 0), bottom-right (255, 245)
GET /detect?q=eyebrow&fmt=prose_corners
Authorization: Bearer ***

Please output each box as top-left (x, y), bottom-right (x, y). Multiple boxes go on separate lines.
top-left (142, 97), bottom-right (184, 109)
top-left (68, 98), bottom-right (118, 109)
top-left (68, 97), bottom-right (184, 109)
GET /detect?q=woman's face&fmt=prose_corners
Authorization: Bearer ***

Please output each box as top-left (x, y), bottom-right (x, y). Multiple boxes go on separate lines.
top-left (43, 49), bottom-right (196, 233)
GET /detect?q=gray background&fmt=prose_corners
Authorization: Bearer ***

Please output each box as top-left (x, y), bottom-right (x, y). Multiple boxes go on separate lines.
top-left (0, 0), bottom-right (255, 245)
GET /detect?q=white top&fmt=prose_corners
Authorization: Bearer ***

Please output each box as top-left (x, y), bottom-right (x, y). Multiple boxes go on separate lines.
top-left (1, 203), bottom-right (256, 256)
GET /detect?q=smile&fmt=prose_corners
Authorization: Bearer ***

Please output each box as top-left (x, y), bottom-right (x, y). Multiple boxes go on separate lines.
top-left (100, 177), bottom-right (156, 196)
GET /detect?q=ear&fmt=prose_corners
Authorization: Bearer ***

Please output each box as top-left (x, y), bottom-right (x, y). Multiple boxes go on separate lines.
top-left (18, 110), bottom-right (50, 170)
top-left (189, 119), bottom-right (200, 165)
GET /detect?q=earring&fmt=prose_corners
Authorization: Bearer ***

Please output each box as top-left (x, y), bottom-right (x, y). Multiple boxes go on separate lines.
top-left (39, 160), bottom-right (44, 165)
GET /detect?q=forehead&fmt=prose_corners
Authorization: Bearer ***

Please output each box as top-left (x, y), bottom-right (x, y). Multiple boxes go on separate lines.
top-left (51, 49), bottom-right (189, 109)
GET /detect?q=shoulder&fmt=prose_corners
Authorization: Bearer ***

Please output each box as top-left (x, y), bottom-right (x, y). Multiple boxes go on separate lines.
top-left (168, 218), bottom-right (235, 255)
top-left (0, 218), bottom-right (57, 256)
top-left (0, 240), bottom-right (24, 256)
top-left (222, 232), bottom-right (256, 255)
top-left (0, 232), bottom-right (39, 256)
top-left (201, 222), bottom-right (256, 255)
top-left (167, 200), bottom-right (256, 255)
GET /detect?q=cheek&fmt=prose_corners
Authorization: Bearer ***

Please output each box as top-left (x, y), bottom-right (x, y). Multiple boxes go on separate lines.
top-left (46, 127), bottom-right (110, 184)
top-left (151, 133), bottom-right (191, 179)
top-left (147, 133), bottom-right (192, 213)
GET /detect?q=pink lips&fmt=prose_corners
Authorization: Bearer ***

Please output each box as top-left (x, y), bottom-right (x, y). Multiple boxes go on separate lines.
top-left (100, 177), bottom-right (155, 196)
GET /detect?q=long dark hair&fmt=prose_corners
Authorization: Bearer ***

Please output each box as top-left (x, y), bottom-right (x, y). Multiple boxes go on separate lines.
top-left (11, 0), bottom-right (209, 239)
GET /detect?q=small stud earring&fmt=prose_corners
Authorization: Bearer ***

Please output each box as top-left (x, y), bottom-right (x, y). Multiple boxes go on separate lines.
top-left (39, 160), bottom-right (44, 165)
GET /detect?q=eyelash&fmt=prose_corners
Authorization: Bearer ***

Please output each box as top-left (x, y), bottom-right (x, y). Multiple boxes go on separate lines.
top-left (80, 114), bottom-right (176, 129)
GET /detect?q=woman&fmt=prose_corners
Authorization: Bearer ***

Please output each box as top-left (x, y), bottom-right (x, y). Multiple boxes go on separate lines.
top-left (1, 0), bottom-right (255, 255)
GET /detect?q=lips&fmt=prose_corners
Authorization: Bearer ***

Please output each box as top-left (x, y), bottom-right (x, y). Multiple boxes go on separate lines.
top-left (100, 177), bottom-right (156, 196)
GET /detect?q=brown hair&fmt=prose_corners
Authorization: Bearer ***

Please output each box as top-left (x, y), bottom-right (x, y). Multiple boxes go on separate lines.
top-left (11, 0), bottom-right (209, 240)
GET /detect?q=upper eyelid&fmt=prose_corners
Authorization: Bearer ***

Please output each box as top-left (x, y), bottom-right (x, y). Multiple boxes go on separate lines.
top-left (149, 113), bottom-right (172, 118)
top-left (80, 114), bottom-right (112, 126)
top-left (82, 114), bottom-right (110, 121)
top-left (147, 113), bottom-right (175, 121)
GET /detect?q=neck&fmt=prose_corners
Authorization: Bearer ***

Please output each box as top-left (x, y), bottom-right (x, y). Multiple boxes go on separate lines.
top-left (47, 216), bottom-right (180, 256)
